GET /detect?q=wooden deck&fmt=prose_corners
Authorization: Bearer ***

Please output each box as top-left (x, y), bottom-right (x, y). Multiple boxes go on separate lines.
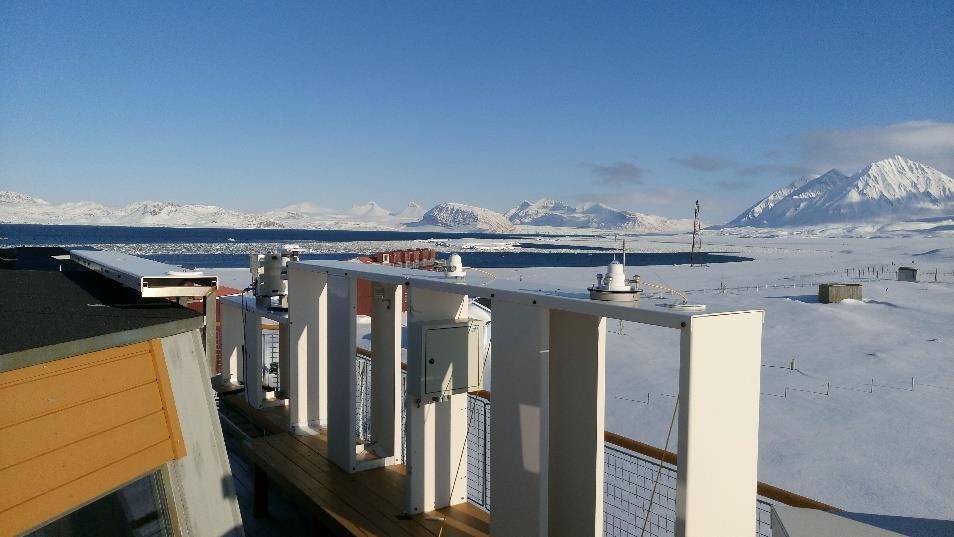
top-left (220, 394), bottom-right (490, 537)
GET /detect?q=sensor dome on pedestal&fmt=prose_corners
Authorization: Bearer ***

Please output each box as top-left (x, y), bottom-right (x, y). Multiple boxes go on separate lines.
top-left (445, 253), bottom-right (467, 278)
top-left (588, 259), bottom-right (640, 302)
top-left (281, 244), bottom-right (302, 260)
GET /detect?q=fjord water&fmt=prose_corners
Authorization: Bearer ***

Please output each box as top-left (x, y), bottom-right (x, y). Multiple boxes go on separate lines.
top-left (0, 224), bottom-right (751, 268)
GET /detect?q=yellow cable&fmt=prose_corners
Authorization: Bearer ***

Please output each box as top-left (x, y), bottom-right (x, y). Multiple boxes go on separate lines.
top-left (466, 266), bottom-right (497, 283)
top-left (642, 281), bottom-right (689, 305)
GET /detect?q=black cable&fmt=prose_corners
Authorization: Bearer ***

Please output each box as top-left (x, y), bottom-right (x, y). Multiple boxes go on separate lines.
top-left (239, 281), bottom-right (254, 388)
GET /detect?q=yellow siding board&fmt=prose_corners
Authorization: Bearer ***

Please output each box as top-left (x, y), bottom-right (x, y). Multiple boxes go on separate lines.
top-left (0, 441), bottom-right (174, 537)
top-left (0, 342), bottom-right (152, 386)
top-left (0, 383), bottom-right (165, 471)
top-left (0, 339), bottom-right (190, 536)
top-left (0, 411), bottom-right (171, 512)
top-left (0, 353), bottom-right (157, 429)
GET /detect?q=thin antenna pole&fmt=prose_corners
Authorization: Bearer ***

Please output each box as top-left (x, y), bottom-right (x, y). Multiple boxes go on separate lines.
top-left (622, 238), bottom-right (626, 267)
top-left (690, 200), bottom-right (702, 265)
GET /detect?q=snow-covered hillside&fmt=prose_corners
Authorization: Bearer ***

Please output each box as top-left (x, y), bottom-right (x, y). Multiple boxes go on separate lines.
top-left (0, 191), bottom-right (398, 230)
top-left (349, 201), bottom-right (391, 219)
top-left (0, 191), bottom-right (50, 206)
top-left (0, 193), bottom-right (284, 228)
top-left (392, 202), bottom-right (426, 221)
top-left (408, 202), bottom-right (514, 232)
top-left (507, 198), bottom-right (694, 232)
top-left (727, 156), bottom-right (954, 227)
top-left (727, 175), bottom-right (818, 227)
top-left (496, 233), bottom-right (954, 519)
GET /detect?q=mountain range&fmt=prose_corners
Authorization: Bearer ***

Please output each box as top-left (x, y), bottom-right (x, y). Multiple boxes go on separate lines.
top-left (3, 155), bottom-right (950, 233)
top-left (726, 156), bottom-right (954, 228)
top-left (506, 199), bottom-right (693, 232)
top-left (0, 192), bottom-right (691, 233)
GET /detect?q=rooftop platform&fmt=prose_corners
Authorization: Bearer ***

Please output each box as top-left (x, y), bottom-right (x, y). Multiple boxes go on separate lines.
top-left (0, 247), bottom-right (203, 372)
top-left (290, 259), bottom-right (763, 329)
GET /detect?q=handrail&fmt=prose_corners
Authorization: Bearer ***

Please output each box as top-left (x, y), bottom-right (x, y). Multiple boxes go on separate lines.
top-left (604, 430), bottom-right (677, 465)
top-left (355, 346), bottom-right (840, 513)
top-left (605, 431), bottom-right (837, 511)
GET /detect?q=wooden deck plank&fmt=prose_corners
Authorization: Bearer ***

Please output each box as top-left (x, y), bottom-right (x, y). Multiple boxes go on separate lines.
top-left (220, 393), bottom-right (289, 435)
top-left (416, 503), bottom-right (490, 537)
top-left (261, 434), bottom-right (436, 537)
top-left (256, 435), bottom-right (487, 537)
top-left (246, 440), bottom-right (379, 536)
top-left (224, 392), bottom-right (489, 537)
top-left (282, 433), bottom-right (409, 506)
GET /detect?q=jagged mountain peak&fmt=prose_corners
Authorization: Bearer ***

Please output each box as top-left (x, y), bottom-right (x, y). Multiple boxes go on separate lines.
top-left (392, 202), bottom-right (426, 220)
top-left (726, 156), bottom-right (954, 227)
top-left (349, 201), bottom-right (391, 218)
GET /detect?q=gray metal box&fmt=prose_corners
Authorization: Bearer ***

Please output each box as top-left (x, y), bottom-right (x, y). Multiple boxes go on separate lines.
top-left (407, 320), bottom-right (486, 402)
top-left (818, 283), bottom-right (862, 303)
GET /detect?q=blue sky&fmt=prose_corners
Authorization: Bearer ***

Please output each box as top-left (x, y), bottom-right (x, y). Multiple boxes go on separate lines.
top-left (2, 2), bottom-right (953, 222)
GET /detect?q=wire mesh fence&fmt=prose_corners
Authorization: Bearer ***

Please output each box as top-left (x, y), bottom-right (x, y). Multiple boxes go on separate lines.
top-left (355, 354), bottom-right (373, 443)
top-left (756, 499), bottom-right (773, 537)
top-left (354, 354), bottom-right (776, 536)
top-left (604, 445), bottom-right (677, 537)
top-left (261, 329), bottom-right (281, 392)
top-left (466, 396), bottom-right (492, 510)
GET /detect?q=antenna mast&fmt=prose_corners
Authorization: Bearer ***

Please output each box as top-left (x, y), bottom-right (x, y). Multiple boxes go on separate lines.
top-left (690, 200), bottom-right (702, 265)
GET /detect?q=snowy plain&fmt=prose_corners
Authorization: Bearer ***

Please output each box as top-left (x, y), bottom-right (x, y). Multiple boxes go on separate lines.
top-left (209, 231), bottom-right (954, 520)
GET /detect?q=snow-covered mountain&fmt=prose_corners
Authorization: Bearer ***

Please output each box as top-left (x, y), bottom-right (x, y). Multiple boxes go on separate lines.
top-left (267, 201), bottom-right (339, 221)
top-left (409, 202), bottom-right (514, 232)
top-left (506, 198), bottom-right (694, 232)
top-left (506, 199), bottom-right (586, 227)
top-left (0, 191), bottom-right (49, 206)
top-left (0, 189), bottom-right (694, 233)
top-left (349, 201), bottom-right (392, 219)
top-left (726, 156), bottom-right (954, 227)
top-left (117, 201), bottom-right (283, 228)
top-left (392, 202), bottom-right (425, 221)
top-left (0, 192), bottom-right (394, 229)
top-left (0, 194), bottom-right (287, 228)
top-left (726, 175), bottom-right (817, 227)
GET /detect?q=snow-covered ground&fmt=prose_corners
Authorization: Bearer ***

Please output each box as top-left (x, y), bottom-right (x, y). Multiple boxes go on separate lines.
top-left (206, 233), bottom-right (954, 520)
top-left (492, 234), bottom-right (954, 520)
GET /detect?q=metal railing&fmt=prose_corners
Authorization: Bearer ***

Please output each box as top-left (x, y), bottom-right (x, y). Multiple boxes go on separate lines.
top-left (354, 351), bottom-right (829, 536)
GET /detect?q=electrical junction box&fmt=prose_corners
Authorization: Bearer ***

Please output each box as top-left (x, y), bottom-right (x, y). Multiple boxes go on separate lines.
top-left (407, 319), bottom-right (487, 402)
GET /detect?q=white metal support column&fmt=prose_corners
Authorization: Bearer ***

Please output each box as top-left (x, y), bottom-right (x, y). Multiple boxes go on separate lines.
top-left (288, 269), bottom-right (328, 433)
top-left (489, 299), bottom-right (550, 536)
top-left (243, 307), bottom-right (264, 409)
top-left (327, 273), bottom-right (358, 471)
top-left (548, 310), bottom-right (606, 537)
top-left (405, 286), bottom-right (469, 514)
top-left (220, 299), bottom-right (243, 385)
top-left (676, 311), bottom-right (764, 537)
top-left (370, 282), bottom-right (403, 462)
top-left (204, 289), bottom-right (218, 376)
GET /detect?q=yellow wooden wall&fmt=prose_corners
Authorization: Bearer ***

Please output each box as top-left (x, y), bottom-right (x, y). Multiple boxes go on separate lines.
top-left (0, 339), bottom-right (187, 535)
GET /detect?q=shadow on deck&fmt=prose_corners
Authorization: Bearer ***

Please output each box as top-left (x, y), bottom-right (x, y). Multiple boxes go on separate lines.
top-left (220, 393), bottom-right (489, 537)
